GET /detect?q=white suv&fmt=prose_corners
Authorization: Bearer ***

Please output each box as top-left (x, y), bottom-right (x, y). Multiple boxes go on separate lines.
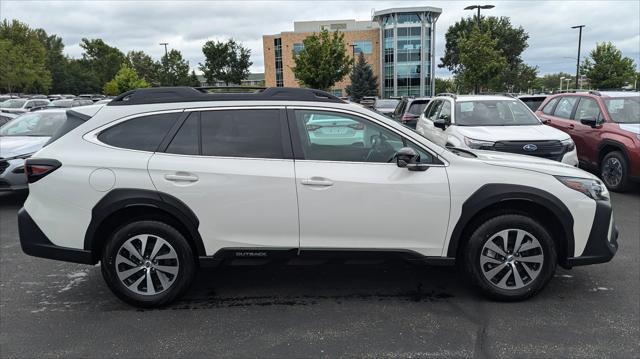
top-left (19, 87), bottom-right (617, 307)
top-left (415, 94), bottom-right (579, 166)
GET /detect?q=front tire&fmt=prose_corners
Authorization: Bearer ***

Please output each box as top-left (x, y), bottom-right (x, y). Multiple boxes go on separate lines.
top-left (463, 214), bottom-right (557, 301)
top-left (101, 220), bottom-right (196, 308)
top-left (600, 151), bottom-right (631, 192)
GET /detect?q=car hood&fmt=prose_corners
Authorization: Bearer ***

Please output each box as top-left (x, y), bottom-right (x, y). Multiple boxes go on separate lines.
top-left (471, 149), bottom-right (598, 179)
top-left (0, 136), bottom-right (49, 158)
top-left (456, 124), bottom-right (569, 142)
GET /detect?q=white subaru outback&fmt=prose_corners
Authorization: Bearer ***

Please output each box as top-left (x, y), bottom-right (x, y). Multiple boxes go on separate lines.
top-left (415, 94), bottom-right (579, 166)
top-left (18, 87), bottom-right (617, 307)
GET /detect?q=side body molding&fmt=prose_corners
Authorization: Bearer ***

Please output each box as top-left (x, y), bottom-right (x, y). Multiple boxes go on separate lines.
top-left (84, 189), bottom-right (205, 259)
top-left (446, 184), bottom-right (575, 260)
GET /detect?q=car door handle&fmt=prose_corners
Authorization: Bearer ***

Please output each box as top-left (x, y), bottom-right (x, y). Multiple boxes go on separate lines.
top-left (301, 178), bottom-right (334, 187)
top-left (164, 173), bottom-right (199, 182)
top-left (568, 124), bottom-right (575, 129)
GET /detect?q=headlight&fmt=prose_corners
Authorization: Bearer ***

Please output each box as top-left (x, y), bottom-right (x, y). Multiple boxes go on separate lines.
top-left (464, 137), bottom-right (495, 150)
top-left (561, 138), bottom-right (575, 152)
top-left (556, 176), bottom-right (609, 201)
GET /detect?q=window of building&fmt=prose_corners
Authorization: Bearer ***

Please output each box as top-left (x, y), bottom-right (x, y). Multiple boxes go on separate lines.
top-left (330, 23), bottom-right (347, 30)
top-left (396, 14), bottom-right (421, 24)
top-left (293, 43), bottom-right (304, 56)
top-left (353, 40), bottom-right (372, 54)
top-left (200, 109), bottom-right (283, 159)
top-left (98, 112), bottom-right (179, 152)
top-left (294, 110), bottom-right (435, 164)
top-left (274, 38), bottom-right (283, 87)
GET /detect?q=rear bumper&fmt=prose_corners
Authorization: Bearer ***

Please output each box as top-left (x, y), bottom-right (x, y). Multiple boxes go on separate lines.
top-left (18, 207), bottom-right (95, 264)
top-left (564, 200), bottom-right (618, 267)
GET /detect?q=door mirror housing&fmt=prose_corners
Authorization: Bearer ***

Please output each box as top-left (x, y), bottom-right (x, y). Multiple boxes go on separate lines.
top-left (433, 118), bottom-right (447, 130)
top-left (580, 117), bottom-right (600, 128)
top-left (395, 147), bottom-right (428, 171)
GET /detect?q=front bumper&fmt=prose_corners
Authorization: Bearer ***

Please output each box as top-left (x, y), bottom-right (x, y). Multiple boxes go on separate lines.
top-left (18, 208), bottom-right (95, 264)
top-left (565, 200), bottom-right (618, 267)
top-left (561, 147), bottom-right (579, 167)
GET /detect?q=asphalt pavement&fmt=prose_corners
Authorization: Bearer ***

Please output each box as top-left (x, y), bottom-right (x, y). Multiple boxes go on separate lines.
top-left (1, 189), bottom-right (638, 358)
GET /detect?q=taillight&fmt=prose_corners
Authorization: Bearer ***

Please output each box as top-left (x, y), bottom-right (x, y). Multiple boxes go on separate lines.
top-left (347, 123), bottom-right (365, 130)
top-left (401, 114), bottom-right (418, 123)
top-left (24, 159), bottom-right (61, 183)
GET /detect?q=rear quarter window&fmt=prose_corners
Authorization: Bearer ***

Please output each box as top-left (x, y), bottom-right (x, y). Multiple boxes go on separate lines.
top-left (98, 112), bottom-right (179, 152)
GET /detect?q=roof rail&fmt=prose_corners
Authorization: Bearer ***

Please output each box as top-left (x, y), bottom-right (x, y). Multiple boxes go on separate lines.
top-left (436, 92), bottom-right (457, 99)
top-left (195, 86), bottom-right (266, 93)
top-left (589, 90), bottom-right (602, 96)
top-left (107, 87), bottom-right (345, 106)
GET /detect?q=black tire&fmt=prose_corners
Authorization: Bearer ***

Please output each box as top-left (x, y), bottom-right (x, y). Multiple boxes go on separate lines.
top-left (600, 151), bottom-right (631, 192)
top-left (463, 214), bottom-right (557, 301)
top-left (101, 220), bottom-right (196, 308)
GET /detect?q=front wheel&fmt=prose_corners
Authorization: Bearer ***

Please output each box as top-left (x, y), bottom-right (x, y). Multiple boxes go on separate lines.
top-left (600, 151), bottom-right (631, 192)
top-left (101, 220), bottom-right (196, 307)
top-left (463, 214), bottom-right (557, 301)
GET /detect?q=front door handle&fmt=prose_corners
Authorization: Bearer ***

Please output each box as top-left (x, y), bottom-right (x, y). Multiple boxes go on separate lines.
top-left (301, 177), bottom-right (334, 187)
top-left (164, 173), bottom-right (199, 182)
top-left (568, 124), bottom-right (575, 129)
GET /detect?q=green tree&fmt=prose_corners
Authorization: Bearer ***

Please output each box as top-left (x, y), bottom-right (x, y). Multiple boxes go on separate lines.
top-left (189, 71), bottom-right (201, 87)
top-left (534, 72), bottom-right (573, 92)
top-left (34, 29), bottom-right (67, 94)
top-left (79, 38), bottom-right (126, 87)
top-left (581, 42), bottom-right (636, 89)
top-left (0, 19), bottom-right (51, 93)
top-left (457, 28), bottom-right (507, 93)
top-left (441, 16), bottom-right (531, 92)
top-left (127, 50), bottom-right (160, 86)
top-left (159, 49), bottom-right (191, 86)
top-left (435, 78), bottom-right (456, 94)
top-left (292, 29), bottom-right (353, 90)
top-left (103, 64), bottom-right (149, 96)
top-left (59, 59), bottom-right (101, 94)
top-left (200, 39), bottom-right (252, 86)
top-left (345, 52), bottom-right (378, 102)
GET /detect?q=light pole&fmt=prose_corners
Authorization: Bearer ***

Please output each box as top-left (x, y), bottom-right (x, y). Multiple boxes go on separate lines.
top-left (571, 25), bottom-right (585, 90)
top-left (560, 77), bottom-right (565, 92)
top-left (464, 5), bottom-right (494, 94)
top-left (464, 4), bottom-right (495, 27)
top-left (159, 42), bottom-right (169, 58)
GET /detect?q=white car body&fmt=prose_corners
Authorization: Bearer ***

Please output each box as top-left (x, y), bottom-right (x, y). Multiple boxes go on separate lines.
top-left (416, 95), bottom-right (579, 166)
top-left (17, 88), bottom-right (618, 305)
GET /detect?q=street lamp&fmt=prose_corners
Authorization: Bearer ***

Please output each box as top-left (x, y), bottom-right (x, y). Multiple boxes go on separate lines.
top-left (571, 25), bottom-right (585, 90)
top-left (159, 42), bottom-right (169, 58)
top-left (560, 77), bottom-right (566, 92)
top-left (464, 4), bottom-right (494, 93)
top-left (464, 4), bottom-right (495, 27)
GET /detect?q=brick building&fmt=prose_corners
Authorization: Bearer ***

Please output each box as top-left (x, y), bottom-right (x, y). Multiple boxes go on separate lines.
top-left (263, 6), bottom-right (442, 98)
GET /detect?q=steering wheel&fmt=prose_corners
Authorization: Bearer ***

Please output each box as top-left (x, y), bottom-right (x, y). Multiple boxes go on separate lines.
top-left (365, 133), bottom-right (394, 162)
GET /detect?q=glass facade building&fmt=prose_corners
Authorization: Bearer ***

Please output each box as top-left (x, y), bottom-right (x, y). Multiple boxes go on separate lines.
top-left (373, 7), bottom-right (441, 98)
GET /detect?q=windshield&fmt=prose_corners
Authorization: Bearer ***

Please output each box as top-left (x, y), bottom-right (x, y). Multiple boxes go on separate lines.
top-left (455, 100), bottom-right (541, 126)
top-left (0, 99), bottom-right (26, 109)
top-left (407, 100), bottom-right (429, 115)
top-left (50, 100), bottom-right (74, 108)
top-left (0, 112), bottom-right (67, 136)
top-left (376, 100), bottom-right (399, 108)
top-left (605, 97), bottom-right (639, 123)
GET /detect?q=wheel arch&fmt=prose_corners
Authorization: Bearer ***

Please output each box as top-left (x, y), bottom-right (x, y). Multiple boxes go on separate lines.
top-left (598, 140), bottom-right (629, 165)
top-left (84, 188), bottom-right (206, 263)
top-left (447, 184), bottom-right (575, 267)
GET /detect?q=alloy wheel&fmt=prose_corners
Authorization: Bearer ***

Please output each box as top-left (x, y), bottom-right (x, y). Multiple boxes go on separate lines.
top-left (602, 157), bottom-right (623, 188)
top-left (479, 229), bottom-right (544, 290)
top-left (115, 234), bottom-right (180, 295)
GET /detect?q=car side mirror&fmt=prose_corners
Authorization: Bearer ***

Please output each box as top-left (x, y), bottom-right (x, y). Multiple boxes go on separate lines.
top-left (395, 147), bottom-right (428, 172)
top-left (433, 118), bottom-right (447, 130)
top-left (580, 117), bottom-right (600, 128)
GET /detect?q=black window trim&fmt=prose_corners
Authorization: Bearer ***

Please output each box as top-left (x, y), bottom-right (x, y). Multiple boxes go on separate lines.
top-left (158, 106), bottom-right (292, 160)
top-left (286, 106), bottom-right (445, 166)
top-left (86, 109), bottom-right (185, 153)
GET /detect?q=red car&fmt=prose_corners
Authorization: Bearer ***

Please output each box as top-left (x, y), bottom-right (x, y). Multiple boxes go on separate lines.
top-left (536, 91), bottom-right (640, 192)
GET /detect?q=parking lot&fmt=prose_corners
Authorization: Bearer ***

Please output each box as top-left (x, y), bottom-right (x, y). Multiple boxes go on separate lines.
top-left (0, 189), bottom-right (638, 358)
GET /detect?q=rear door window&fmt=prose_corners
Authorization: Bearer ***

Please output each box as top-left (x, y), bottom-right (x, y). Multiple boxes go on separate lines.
top-left (165, 113), bottom-right (199, 155)
top-left (98, 112), bottom-right (179, 152)
top-left (407, 100), bottom-right (429, 115)
top-left (542, 97), bottom-right (560, 115)
top-left (553, 97), bottom-right (578, 119)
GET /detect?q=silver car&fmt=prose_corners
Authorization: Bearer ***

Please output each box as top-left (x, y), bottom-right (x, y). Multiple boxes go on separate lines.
top-left (0, 109), bottom-right (68, 191)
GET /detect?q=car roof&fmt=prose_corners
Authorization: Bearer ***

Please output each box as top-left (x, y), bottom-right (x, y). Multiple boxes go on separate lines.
top-left (597, 91), bottom-right (639, 98)
top-left (444, 95), bottom-right (516, 102)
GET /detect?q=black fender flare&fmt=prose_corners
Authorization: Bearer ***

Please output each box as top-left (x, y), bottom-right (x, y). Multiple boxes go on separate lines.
top-left (83, 188), bottom-right (205, 257)
top-left (446, 184), bottom-right (575, 259)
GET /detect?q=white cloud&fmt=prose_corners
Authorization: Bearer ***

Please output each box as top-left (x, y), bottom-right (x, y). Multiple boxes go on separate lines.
top-left (1, 0), bottom-right (638, 77)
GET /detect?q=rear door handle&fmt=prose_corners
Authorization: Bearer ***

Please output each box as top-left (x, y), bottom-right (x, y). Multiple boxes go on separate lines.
top-left (301, 178), bottom-right (334, 187)
top-left (568, 124), bottom-right (575, 129)
top-left (164, 173), bottom-right (199, 182)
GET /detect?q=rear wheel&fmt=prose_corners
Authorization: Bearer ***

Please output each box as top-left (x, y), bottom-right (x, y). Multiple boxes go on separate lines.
top-left (101, 220), bottom-right (196, 307)
top-left (600, 151), bottom-right (631, 192)
top-left (464, 214), bottom-right (557, 301)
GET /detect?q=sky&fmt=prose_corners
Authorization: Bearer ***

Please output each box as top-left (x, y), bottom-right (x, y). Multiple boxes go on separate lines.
top-left (1, 0), bottom-right (639, 78)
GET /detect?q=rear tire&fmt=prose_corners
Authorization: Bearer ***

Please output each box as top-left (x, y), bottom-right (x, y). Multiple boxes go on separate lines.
top-left (101, 220), bottom-right (196, 308)
top-left (600, 151), bottom-right (631, 192)
top-left (463, 214), bottom-right (557, 301)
